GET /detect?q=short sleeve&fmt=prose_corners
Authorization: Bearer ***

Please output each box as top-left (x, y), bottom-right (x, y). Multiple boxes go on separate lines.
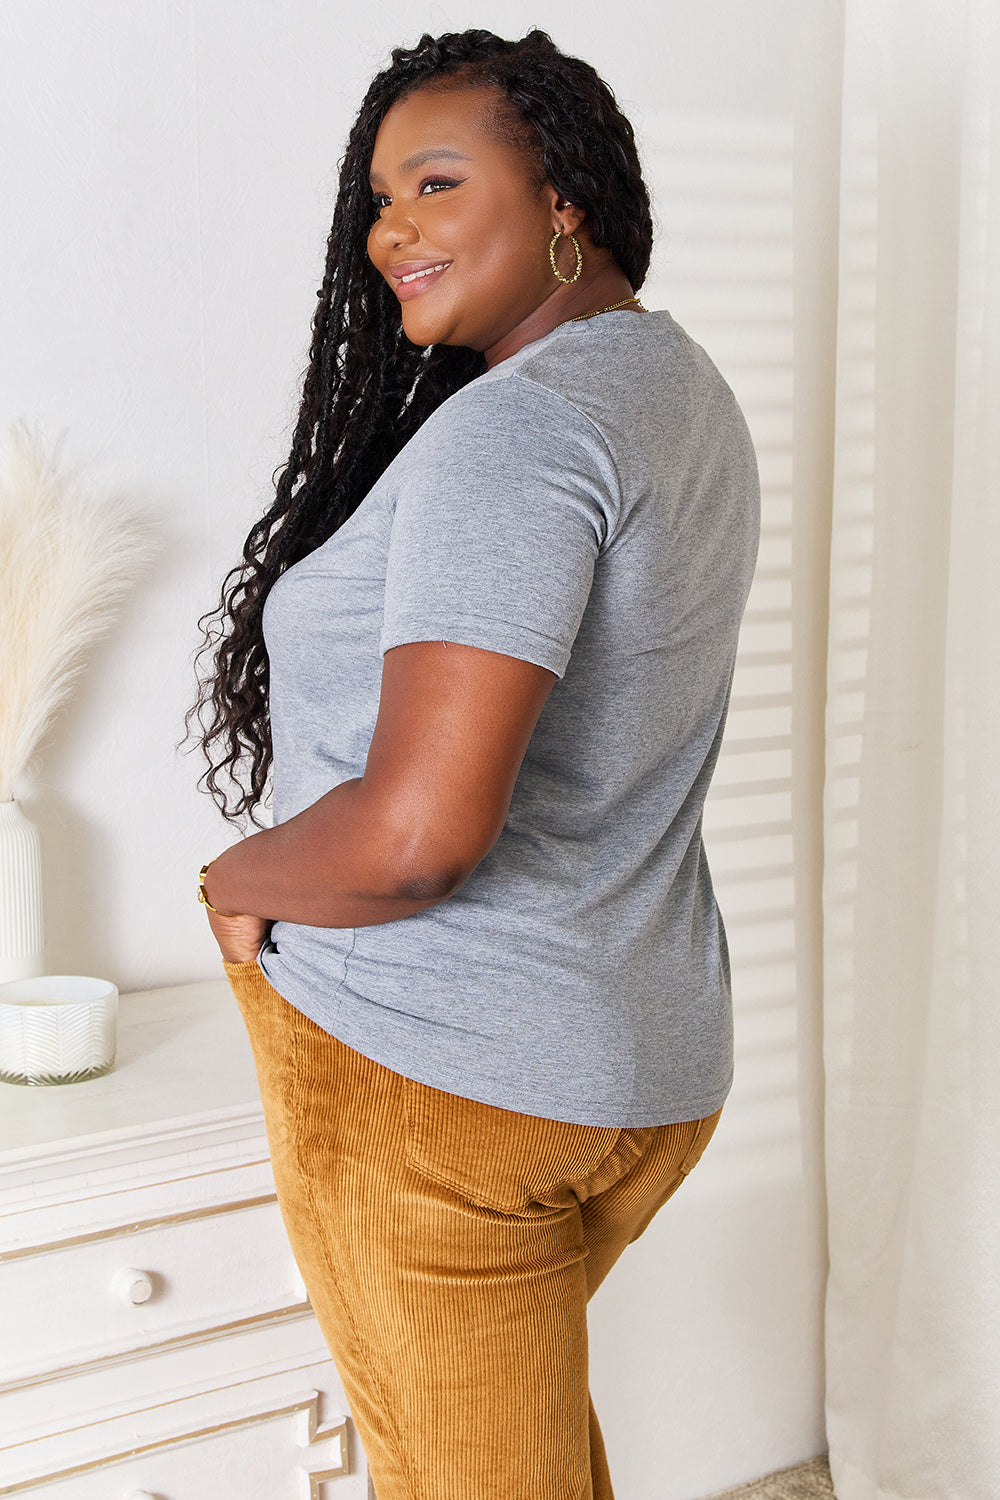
top-left (379, 375), bottom-right (621, 677)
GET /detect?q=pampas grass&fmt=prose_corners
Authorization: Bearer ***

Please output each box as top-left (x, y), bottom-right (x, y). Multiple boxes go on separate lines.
top-left (0, 422), bottom-right (154, 801)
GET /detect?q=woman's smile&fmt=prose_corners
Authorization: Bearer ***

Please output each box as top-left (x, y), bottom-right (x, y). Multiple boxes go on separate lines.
top-left (390, 259), bottom-right (453, 299)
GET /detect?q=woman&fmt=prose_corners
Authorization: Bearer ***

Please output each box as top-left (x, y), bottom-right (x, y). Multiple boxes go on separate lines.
top-left (193, 27), bottom-right (759, 1500)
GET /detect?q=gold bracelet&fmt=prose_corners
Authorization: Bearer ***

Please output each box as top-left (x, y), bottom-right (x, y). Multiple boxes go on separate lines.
top-left (197, 861), bottom-right (243, 918)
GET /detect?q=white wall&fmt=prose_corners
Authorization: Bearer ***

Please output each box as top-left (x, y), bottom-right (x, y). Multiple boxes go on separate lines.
top-left (0, 1), bottom-right (841, 1493)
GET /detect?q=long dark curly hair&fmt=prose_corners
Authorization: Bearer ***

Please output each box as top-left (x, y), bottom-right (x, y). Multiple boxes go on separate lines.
top-left (190, 27), bottom-right (654, 823)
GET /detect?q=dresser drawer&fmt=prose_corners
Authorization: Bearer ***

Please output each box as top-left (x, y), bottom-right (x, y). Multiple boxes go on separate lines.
top-left (5, 1394), bottom-right (364, 1500)
top-left (0, 1198), bottom-right (307, 1385)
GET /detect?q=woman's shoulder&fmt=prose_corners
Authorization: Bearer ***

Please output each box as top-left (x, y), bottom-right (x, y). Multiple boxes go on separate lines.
top-left (480, 308), bottom-right (731, 414)
top-left (414, 351), bottom-right (608, 453)
top-left (469, 309), bottom-right (739, 445)
top-left (384, 350), bottom-right (623, 512)
top-left (399, 308), bottom-right (743, 487)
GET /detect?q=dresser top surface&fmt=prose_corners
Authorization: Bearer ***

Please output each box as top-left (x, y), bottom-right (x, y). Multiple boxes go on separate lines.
top-left (0, 977), bottom-right (261, 1164)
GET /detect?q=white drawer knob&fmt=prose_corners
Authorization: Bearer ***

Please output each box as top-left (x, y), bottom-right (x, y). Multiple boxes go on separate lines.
top-left (113, 1267), bottom-right (154, 1306)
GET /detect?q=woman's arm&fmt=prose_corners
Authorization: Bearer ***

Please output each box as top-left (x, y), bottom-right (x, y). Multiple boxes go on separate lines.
top-left (202, 640), bottom-right (556, 955)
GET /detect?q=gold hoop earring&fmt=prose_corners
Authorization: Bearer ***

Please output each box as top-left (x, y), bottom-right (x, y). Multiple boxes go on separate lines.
top-left (549, 230), bottom-right (583, 285)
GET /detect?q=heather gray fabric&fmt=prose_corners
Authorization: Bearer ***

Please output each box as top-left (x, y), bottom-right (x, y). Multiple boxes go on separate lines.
top-left (259, 309), bottom-right (759, 1125)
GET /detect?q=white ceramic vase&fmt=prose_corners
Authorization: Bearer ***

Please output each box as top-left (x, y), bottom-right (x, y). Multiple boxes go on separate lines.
top-left (0, 799), bottom-right (44, 983)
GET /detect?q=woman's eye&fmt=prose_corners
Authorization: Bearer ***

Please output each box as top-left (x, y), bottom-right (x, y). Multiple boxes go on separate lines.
top-left (371, 178), bottom-right (462, 216)
top-left (419, 178), bottom-right (460, 195)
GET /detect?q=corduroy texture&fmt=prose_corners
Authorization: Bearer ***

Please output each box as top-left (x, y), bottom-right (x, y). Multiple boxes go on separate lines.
top-left (226, 960), bottom-right (722, 1500)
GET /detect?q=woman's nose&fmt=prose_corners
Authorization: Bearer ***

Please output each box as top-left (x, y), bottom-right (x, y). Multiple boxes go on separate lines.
top-left (372, 202), bottom-right (419, 251)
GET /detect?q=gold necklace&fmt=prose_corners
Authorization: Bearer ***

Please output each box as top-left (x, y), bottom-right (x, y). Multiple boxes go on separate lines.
top-left (568, 296), bottom-right (647, 322)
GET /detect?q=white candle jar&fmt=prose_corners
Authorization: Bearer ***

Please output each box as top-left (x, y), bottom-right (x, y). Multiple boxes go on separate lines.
top-left (0, 976), bottom-right (117, 1086)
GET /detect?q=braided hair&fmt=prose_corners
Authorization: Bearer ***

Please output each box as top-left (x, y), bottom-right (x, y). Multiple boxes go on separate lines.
top-left (191, 28), bottom-right (654, 823)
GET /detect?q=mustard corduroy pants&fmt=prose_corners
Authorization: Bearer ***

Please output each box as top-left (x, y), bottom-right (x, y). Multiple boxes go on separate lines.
top-left (225, 959), bottom-right (722, 1500)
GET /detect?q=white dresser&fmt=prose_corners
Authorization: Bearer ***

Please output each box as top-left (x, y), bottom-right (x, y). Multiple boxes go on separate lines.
top-left (0, 980), bottom-right (370, 1499)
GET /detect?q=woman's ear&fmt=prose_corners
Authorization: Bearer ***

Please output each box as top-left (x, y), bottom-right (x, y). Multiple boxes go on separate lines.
top-left (551, 197), bottom-right (586, 237)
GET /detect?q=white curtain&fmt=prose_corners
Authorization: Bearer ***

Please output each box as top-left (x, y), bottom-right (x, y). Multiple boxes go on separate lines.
top-left (823, 0), bottom-right (1000, 1496)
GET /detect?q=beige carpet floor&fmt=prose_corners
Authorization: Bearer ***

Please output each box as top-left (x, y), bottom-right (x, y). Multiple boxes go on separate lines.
top-left (701, 1456), bottom-right (834, 1499)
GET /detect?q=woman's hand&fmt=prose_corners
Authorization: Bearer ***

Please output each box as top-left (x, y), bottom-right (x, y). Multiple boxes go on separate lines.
top-left (205, 908), bottom-right (271, 965)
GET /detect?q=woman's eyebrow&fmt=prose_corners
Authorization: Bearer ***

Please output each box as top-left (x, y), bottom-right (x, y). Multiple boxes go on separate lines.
top-left (369, 148), bottom-right (471, 186)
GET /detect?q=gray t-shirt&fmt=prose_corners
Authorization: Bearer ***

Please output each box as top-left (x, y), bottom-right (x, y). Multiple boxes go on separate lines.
top-left (259, 309), bottom-right (759, 1126)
